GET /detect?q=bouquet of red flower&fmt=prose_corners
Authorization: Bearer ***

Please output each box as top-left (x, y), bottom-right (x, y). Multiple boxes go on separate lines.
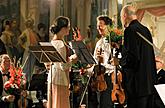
top-left (4, 66), bottom-right (26, 95)
top-left (106, 27), bottom-right (123, 45)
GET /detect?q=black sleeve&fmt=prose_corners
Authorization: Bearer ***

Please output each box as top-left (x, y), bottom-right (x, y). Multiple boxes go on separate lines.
top-left (120, 28), bottom-right (139, 69)
top-left (0, 39), bottom-right (7, 55)
top-left (0, 72), bottom-right (3, 96)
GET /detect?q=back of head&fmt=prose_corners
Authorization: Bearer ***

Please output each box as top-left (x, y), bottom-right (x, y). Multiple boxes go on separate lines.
top-left (120, 5), bottom-right (137, 27)
top-left (121, 5), bottom-right (136, 17)
top-left (97, 15), bottom-right (113, 26)
top-left (2, 19), bottom-right (11, 30)
top-left (50, 16), bottom-right (70, 34)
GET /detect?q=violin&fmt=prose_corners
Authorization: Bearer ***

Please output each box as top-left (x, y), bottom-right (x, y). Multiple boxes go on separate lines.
top-left (111, 49), bottom-right (125, 105)
top-left (91, 48), bottom-right (107, 92)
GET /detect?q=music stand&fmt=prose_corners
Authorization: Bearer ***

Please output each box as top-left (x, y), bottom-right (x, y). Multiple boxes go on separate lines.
top-left (69, 41), bottom-right (96, 64)
top-left (69, 41), bottom-right (96, 108)
top-left (29, 42), bottom-right (66, 63)
top-left (29, 42), bottom-right (66, 108)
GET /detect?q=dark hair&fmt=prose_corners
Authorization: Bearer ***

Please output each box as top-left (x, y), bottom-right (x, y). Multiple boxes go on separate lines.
top-left (97, 16), bottom-right (112, 26)
top-left (4, 20), bottom-right (10, 26)
top-left (38, 23), bottom-right (46, 31)
top-left (50, 16), bottom-right (70, 34)
top-left (1, 19), bottom-right (11, 32)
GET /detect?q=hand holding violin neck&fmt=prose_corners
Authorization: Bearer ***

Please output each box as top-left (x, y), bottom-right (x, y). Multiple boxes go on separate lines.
top-left (110, 57), bottom-right (119, 66)
top-left (96, 47), bottom-right (104, 63)
top-left (97, 55), bottom-right (104, 63)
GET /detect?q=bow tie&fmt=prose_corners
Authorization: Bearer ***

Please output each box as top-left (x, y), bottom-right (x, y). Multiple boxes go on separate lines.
top-left (2, 73), bottom-right (10, 77)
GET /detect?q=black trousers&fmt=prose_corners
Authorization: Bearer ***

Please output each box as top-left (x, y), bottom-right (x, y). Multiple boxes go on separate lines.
top-left (127, 95), bottom-right (154, 108)
top-left (99, 74), bottom-right (113, 108)
top-left (154, 92), bottom-right (165, 108)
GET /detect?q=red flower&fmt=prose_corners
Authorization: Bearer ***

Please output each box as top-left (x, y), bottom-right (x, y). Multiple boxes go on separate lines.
top-left (4, 81), bottom-right (11, 90)
top-left (113, 28), bottom-right (123, 36)
top-left (79, 68), bottom-right (85, 75)
top-left (4, 66), bottom-right (26, 95)
top-left (9, 77), bottom-right (14, 83)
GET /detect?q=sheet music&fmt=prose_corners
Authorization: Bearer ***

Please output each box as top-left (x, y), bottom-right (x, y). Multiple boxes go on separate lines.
top-left (27, 91), bottom-right (39, 103)
top-left (154, 84), bottom-right (165, 105)
top-left (68, 41), bottom-right (96, 64)
top-left (29, 42), bottom-right (66, 63)
top-left (39, 42), bottom-right (53, 46)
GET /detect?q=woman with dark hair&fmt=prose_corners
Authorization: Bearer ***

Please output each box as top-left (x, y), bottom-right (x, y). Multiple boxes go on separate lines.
top-left (37, 23), bottom-right (49, 42)
top-left (0, 20), bottom-right (14, 61)
top-left (47, 16), bottom-right (77, 108)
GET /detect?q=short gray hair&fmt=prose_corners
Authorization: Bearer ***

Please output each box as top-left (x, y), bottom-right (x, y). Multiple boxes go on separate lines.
top-left (121, 5), bottom-right (136, 16)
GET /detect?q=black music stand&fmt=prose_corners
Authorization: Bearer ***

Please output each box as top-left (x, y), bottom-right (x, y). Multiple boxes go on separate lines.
top-left (69, 40), bottom-right (96, 64)
top-left (29, 42), bottom-right (66, 108)
top-left (29, 42), bottom-right (66, 63)
top-left (69, 41), bottom-right (96, 108)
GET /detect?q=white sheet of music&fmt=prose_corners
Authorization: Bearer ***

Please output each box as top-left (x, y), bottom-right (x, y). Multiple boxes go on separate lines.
top-left (155, 84), bottom-right (165, 105)
top-left (27, 91), bottom-right (39, 103)
top-left (39, 42), bottom-right (52, 46)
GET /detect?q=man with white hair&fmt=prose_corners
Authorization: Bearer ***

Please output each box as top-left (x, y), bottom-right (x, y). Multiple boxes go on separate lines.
top-left (0, 54), bottom-right (15, 108)
top-left (155, 56), bottom-right (165, 84)
top-left (120, 5), bottom-right (157, 108)
top-left (154, 56), bottom-right (165, 108)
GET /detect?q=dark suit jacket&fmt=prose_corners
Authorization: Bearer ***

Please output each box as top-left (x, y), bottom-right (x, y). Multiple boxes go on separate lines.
top-left (154, 69), bottom-right (165, 108)
top-left (0, 72), bottom-right (3, 97)
top-left (120, 20), bottom-right (157, 98)
top-left (0, 39), bottom-right (6, 55)
top-left (0, 71), bottom-right (14, 108)
top-left (157, 69), bottom-right (165, 84)
top-left (0, 71), bottom-right (9, 108)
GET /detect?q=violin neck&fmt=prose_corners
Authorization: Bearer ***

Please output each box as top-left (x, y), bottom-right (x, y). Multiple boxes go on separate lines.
top-left (114, 66), bottom-right (118, 84)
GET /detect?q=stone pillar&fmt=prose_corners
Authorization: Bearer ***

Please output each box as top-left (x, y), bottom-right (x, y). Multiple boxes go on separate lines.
top-left (90, 0), bottom-right (98, 51)
top-left (20, 0), bottom-right (40, 31)
top-left (69, 0), bottom-right (77, 27)
top-left (109, 0), bottom-right (118, 27)
top-left (28, 0), bottom-right (40, 31)
top-left (84, 0), bottom-right (92, 36)
top-left (20, 0), bottom-right (28, 31)
top-left (77, 0), bottom-right (85, 34)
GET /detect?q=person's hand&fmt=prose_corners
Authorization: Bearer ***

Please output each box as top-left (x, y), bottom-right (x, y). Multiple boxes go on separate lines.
top-left (96, 47), bottom-right (104, 56)
top-left (86, 64), bottom-right (93, 68)
top-left (5, 95), bottom-right (15, 102)
top-left (97, 55), bottom-right (104, 63)
top-left (96, 47), bottom-right (104, 63)
top-left (42, 99), bottom-right (47, 108)
top-left (110, 57), bottom-right (119, 66)
top-left (69, 54), bottom-right (78, 64)
top-left (80, 68), bottom-right (87, 75)
top-left (21, 90), bottom-right (28, 97)
top-left (44, 63), bottom-right (51, 70)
